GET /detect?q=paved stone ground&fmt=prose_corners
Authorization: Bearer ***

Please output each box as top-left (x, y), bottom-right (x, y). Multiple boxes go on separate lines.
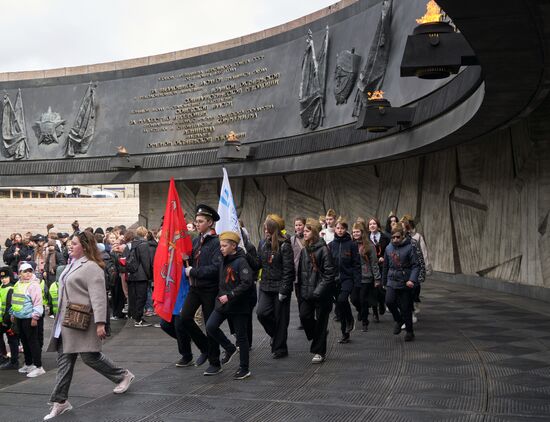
top-left (2, 278), bottom-right (550, 421)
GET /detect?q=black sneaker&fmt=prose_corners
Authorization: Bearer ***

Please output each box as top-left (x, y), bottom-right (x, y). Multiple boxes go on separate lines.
top-left (338, 333), bottom-right (350, 344)
top-left (297, 325), bottom-right (304, 330)
top-left (362, 322), bottom-right (369, 332)
top-left (0, 361), bottom-right (18, 370)
top-left (221, 346), bottom-right (237, 366)
top-left (393, 322), bottom-right (402, 335)
top-left (134, 319), bottom-right (152, 327)
top-left (272, 351), bottom-right (288, 359)
top-left (405, 332), bottom-right (415, 342)
top-left (233, 368), bottom-right (251, 380)
top-left (175, 356), bottom-right (194, 367)
top-left (203, 365), bottom-right (222, 376)
top-left (195, 353), bottom-right (208, 367)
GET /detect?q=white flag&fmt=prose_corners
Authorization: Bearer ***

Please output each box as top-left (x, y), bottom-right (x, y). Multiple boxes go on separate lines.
top-left (216, 168), bottom-right (244, 248)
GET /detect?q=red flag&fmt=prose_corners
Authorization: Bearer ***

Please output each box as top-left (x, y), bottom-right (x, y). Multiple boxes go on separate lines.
top-left (153, 178), bottom-right (192, 321)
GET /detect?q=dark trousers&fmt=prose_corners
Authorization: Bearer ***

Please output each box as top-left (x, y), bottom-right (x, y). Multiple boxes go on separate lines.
top-left (256, 289), bottom-right (290, 354)
top-left (17, 318), bottom-right (43, 367)
top-left (413, 284), bottom-right (422, 303)
top-left (160, 315), bottom-right (193, 360)
top-left (111, 277), bottom-right (126, 318)
top-left (181, 286), bottom-right (222, 367)
top-left (350, 286), bottom-right (361, 319)
top-left (299, 299), bottom-right (332, 356)
top-left (128, 280), bottom-right (148, 322)
top-left (336, 289), bottom-right (353, 335)
top-left (0, 327), bottom-right (19, 363)
top-left (351, 283), bottom-right (377, 323)
top-left (386, 286), bottom-right (414, 333)
top-left (377, 269), bottom-right (386, 311)
top-left (229, 287), bottom-right (257, 348)
top-left (207, 310), bottom-right (249, 371)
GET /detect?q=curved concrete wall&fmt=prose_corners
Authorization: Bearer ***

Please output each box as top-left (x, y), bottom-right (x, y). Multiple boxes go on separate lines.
top-left (140, 106), bottom-right (550, 291)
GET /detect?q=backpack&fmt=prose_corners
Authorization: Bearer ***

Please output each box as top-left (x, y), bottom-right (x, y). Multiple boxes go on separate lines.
top-left (104, 257), bottom-right (118, 289)
top-left (125, 246), bottom-right (140, 274)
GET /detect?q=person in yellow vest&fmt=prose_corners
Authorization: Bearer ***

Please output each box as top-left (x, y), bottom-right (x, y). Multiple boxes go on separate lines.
top-left (0, 267), bottom-right (19, 370)
top-left (10, 262), bottom-right (45, 377)
top-left (48, 265), bottom-right (66, 318)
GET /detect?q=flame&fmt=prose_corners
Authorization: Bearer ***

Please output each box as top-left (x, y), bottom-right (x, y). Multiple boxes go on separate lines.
top-left (226, 131), bottom-right (238, 142)
top-left (368, 90), bottom-right (384, 100)
top-left (416, 0), bottom-right (443, 24)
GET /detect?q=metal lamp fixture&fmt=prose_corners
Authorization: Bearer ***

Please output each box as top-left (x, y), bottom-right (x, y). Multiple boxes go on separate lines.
top-left (216, 131), bottom-right (254, 161)
top-left (400, 0), bottom-right (477, 79)
top-left (109, 146), bottom-right (143, 169)
top-left (356, 91), bottom-right (415, 132)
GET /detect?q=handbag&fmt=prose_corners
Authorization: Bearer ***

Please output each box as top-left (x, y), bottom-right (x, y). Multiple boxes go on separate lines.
top-left (62, 283), bottom-right (92, 331)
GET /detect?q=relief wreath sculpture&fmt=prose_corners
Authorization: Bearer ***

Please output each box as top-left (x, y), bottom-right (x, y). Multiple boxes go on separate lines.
top-left (65, 82), bottom-right (97, 157)
top-left (2, 89), bottom-right (29, 160)
top-left (352, 0), bottom-right (393, 117)
top-left (299, 26), bottom-right (329, 130)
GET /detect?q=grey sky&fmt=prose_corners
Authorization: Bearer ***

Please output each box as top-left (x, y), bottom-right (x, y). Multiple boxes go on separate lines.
top-left (0, 0), bottom-right (337, 73)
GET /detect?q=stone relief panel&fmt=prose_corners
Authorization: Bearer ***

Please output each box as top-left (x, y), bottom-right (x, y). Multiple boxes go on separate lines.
top-left (34, 107), bottom-right (65, 145)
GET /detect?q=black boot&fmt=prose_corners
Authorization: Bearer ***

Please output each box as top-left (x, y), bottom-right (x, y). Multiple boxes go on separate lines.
top-left (393, 322), bottom-right (402, 335)
top-left (373, 307), bottom-right (380, 323)
top-left (338, 333), bottom-right (350, 344)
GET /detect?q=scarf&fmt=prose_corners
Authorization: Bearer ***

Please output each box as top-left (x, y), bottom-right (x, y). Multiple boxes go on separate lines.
top-left (47, 240), bottom-right (57, 274)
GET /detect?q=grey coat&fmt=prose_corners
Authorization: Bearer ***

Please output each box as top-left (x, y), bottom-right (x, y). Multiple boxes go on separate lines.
top-left (47, 257), bottom-right (107, 354)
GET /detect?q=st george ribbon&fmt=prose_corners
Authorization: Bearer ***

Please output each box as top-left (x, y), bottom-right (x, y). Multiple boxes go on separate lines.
top-left (153, 178), bottom-right (192, 322)
top-left (215, 167), bottom-right (244, 248)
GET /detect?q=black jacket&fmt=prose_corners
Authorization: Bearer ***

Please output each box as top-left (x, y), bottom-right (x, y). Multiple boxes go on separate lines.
top-left (5, 243), bottom-right (33, 273)
top-left (258, 237), bottom-right (295, 297)
top-left (126, 237), bottom-right (152, 282)
top-left (298, 238), bottom-right (335, 302)
top-left (215, 249), bottom-right (254, 314)
top-left (329, 232), bottom-right (361, 292)
top-left (189, 233), bottom-right (223, 290)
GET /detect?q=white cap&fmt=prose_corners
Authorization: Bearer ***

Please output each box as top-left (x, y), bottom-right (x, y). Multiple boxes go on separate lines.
top-left (19, 262), bottom-right (33, 272)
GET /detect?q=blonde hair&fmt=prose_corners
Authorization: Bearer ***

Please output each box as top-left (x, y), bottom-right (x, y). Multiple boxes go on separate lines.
top-left (136, 226), bottom-right (148, 238)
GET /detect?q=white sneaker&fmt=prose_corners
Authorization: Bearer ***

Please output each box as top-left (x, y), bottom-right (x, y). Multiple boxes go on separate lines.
top-left (49, 314), bottom-right (55, 319)
top-left (27, 366), bottom-right (46, 378)
top-left (18, 364), bottom-right (36, 374)
top-left (312, 354), bottom-right (325, 364)
top-left (412, 314), bottom-right (418, 324)
top-left (113, 370), bottom-right (135, 394)
top-left (401, 323), bottom-right (406, 330)
top-left (44, 401), bottom-right (73, 420)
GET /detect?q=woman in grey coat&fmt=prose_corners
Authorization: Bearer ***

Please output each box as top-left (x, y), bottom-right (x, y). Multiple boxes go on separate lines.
top-left (44, 232), bottom-right (134, 420)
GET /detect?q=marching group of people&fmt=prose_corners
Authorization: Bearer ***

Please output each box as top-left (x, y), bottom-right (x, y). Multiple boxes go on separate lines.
top-left (0, 204), bottom-right (431, 420)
